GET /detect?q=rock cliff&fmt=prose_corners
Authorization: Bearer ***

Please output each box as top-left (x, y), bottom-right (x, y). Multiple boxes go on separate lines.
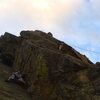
top-left (0, 30), bottom-right (100, 100)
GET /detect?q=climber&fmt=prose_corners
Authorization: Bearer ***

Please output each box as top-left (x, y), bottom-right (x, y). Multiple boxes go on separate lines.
top-left (59, 42), bottom-right (64, 51)
top-left (6, 71), bottom-right (26, 86)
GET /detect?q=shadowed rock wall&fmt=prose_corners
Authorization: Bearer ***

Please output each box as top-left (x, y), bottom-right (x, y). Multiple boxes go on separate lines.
top-left (0, 30), bottom-right (100, 100)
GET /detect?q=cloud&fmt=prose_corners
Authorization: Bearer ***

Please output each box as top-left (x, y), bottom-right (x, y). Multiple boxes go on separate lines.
top-left (0, 0), bottom-right (85, 35)
top-left (57, 0), bottom-right (100, 44)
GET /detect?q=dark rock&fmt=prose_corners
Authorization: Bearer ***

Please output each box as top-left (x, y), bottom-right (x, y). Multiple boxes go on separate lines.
top-left (0, 32), bottom-right (21, 66)
top-left (96, 62), bottom-right (100, 66)
top-left (0, 30), bottom-right (100, 100)
top-left (47, 32), bottom-right (53, 37)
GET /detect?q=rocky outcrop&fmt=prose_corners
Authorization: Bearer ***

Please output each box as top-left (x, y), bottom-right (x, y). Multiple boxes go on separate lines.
top-left (0, 32), bottom-right (21, 66)
top-left (0, 30), bottom-right (100, 100)
top-left (20, 30), bottom-right (92, 64)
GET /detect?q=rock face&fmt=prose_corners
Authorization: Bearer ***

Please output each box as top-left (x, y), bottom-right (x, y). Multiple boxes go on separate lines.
top-left (0, 62), bottom-right (33, 100)
top-left (0, 30), bottom-right (100, 100)
top-left (0, 32), bottom-right (21, 66)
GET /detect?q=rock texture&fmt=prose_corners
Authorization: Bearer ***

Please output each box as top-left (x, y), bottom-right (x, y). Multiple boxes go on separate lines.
top-left (0, 61), bottom-right (32, 100)
top-left (0, 30), bottom-right (100, 100)
top-left (0, 32), bottom-right (21, 66)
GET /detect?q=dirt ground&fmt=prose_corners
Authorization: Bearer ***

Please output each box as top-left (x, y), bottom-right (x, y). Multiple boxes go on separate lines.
top-left (0, 62), bottom-right (32, 100)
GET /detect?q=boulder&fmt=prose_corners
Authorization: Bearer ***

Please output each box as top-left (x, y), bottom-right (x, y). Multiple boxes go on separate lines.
top-left (47, 32), bottom-right (53, 37)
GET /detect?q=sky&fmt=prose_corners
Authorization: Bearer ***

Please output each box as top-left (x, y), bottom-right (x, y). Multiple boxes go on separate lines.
top-left (0, 0), bottom-right (100, 63)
